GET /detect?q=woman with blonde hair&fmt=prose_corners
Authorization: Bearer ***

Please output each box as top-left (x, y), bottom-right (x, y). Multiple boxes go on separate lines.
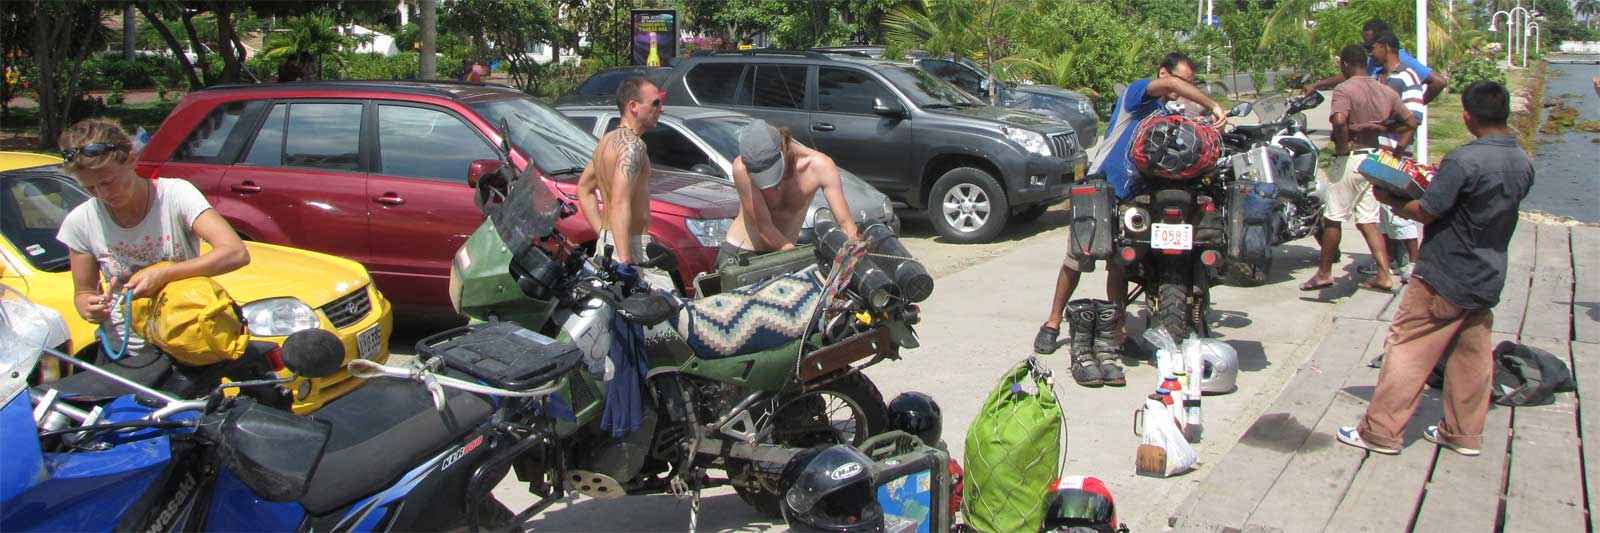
top-left (55, 118), bottom-right (249, 369)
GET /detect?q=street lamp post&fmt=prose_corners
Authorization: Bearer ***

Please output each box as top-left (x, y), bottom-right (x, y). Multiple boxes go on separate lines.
top-left (1491, 1), bottom-right (1533, 69)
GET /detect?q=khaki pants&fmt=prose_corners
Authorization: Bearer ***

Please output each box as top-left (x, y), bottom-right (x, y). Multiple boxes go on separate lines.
top-left (1358, 279), bottom-right (1494, 450)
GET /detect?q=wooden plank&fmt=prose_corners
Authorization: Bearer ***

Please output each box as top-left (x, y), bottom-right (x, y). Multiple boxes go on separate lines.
top-left (1413, 406), bottom-right (1513, 533)
top-left (1168, 318), bottom-right (1383, 531)
top-left (1336, 287), bottom-right (1399, 321)
top-left (1412, 333), bottom-right (1519, 533)
top-left (1240, 326), bottom-right (1389, 532)
top-left (1522, 225), bottom-right (1573, 343)
top-left (1503, 338), bottom-right (1586, 532)
top-left (1496, 222), bottom-right (1537, 334)
top-left (1574, 342), bottom-right (1600, 529)
top-left (1324, 370), bottom-right (1448, 532)
top-left (1571, 225), bottom-right (1600, 344)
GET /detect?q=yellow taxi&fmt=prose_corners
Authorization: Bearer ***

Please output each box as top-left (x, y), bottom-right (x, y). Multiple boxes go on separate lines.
top-left (0, 152), bottom-right (392, 413)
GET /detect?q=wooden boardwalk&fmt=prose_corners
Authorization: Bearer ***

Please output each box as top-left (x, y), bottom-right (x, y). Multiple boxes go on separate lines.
top-left (1169, 222), bottom-right (1600, 532)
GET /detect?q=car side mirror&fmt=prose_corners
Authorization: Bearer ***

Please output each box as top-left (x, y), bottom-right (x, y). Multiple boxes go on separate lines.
top-left (1228, 102), bottom-right (1253, 118)
top-left (281, 329), bottom-right (345, 379)
top-left (690, 163), bottom-right (724, 178)
top-left (466, 159), bottom-right (504, 189)
top-left (872, 97), bottom-right (906, 118)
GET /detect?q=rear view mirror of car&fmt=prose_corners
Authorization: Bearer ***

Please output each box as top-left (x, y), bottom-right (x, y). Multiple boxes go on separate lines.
top-left (467, 159), bottom-right (504, 189)
top-left (873, 97), bottom-right (907, 118)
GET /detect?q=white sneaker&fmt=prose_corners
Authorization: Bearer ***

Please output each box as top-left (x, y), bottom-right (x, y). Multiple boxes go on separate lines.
top-left (1337, 426), bottom-right (1400, 455)
top-left (1423, 425), bottom-right (1480, 456)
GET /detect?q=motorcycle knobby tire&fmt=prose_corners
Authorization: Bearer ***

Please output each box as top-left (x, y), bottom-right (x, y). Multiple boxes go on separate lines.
top-left (732, 373), bottom-right (888, 517)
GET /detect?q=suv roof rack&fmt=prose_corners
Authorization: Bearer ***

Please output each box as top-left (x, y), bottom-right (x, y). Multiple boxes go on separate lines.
top-left (690, 49), bottom-right (837, 60)
top-left (200, 79), bottom-right (516, 98)
top-left (809, 49), bottom-right (873, 58)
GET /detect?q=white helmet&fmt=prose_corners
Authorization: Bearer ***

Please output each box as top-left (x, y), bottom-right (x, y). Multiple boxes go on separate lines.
top-left (1197, 339), bottom-right (1239, 394)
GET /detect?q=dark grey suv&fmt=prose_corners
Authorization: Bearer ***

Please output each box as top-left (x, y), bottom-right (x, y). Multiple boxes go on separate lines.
top-left (661, 50), bottom-right (1087, 243)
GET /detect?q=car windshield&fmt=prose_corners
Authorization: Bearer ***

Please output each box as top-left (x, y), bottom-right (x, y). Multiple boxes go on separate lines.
top-left (876, 65), bottom-right (984, 108)
top-left (471, 96), bottom-right (596, 172)
top-left (686, 116), bottom-right (752, 161)
top-left (2, 173), bottom-right (88, 272)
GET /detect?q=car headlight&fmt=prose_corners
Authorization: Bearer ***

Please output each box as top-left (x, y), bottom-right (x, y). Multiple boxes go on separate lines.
top-left (1004, 126), bottom-right (1051, 157)
top-left (1074, 98), bottom-right (1093, 116)
top-left (243, 297), bottom-right (319, 337)
top-left (685, 218), bottom-right (732, 247)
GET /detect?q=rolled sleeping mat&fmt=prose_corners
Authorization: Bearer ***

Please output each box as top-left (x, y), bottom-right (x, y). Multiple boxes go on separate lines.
top-left (861, 223), bottom-right (933, 302)
top-left (814, 214), bottom-right (902, 310)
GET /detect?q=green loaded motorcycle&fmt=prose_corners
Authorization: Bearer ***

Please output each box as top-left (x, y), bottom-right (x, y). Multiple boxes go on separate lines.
top-left (426, 160), bottom-right (930, 517)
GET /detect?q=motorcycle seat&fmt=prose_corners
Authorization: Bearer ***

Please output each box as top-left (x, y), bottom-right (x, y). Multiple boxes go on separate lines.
top-left (298, 376), bottom-right (493, 516)
top-left (671, 267), bottom-right (823, 360)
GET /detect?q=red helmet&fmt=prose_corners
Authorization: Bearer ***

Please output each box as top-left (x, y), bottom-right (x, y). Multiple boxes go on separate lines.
top-left (1131, 114), bottom-right (1221, 180)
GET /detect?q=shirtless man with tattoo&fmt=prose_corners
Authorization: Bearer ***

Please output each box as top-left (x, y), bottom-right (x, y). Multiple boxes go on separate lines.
top-left (718, 120), bottom-right (861, 267)
top-left (576, 77), bottom-right (664, 265)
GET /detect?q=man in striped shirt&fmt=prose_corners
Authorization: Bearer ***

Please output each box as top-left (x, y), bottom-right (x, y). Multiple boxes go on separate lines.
top-left (1372, 31), bottom-right (1426, 281)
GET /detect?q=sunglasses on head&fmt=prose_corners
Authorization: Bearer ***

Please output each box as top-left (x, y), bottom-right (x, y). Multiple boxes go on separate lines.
top-left (61, 143), bottom-right (128, 163)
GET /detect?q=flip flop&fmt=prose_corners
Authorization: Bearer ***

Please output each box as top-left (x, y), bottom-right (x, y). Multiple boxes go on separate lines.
top-left (1300, 278), bottom-right (1334, 291)
top-left (1359, 279), bottom-right (1396, 293)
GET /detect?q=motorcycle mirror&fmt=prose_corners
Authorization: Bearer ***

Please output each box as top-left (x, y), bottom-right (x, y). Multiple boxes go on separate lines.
top-left (281, 329), bottom-right (345, 379)
top-left (1228, 102), bottom-right (1253, 118)
top-left (466, 159), bottom-right (504, 189)
top-left (641, 243), bottom-right (677, 272)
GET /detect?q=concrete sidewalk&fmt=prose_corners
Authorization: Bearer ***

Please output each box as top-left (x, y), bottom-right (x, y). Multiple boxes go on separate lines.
top-left (503, 210), bottom-right (1407, 531)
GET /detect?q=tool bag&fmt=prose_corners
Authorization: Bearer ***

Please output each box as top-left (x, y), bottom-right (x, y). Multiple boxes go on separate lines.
top-left (963, 357), bottom-right (1067, 532)
top-left (1067, 178), bottom-right (1115, 266)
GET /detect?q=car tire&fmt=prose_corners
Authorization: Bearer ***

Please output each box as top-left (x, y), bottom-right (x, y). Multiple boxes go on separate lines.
top-left (926, 167), bottom-right (1009, 244)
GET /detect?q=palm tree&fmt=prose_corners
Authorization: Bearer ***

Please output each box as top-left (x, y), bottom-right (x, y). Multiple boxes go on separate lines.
top-left (1577, 0), bottom-right (1600, 28)
top-left (882, 0), bottom-right (984, 59)
top-left (263, 10), bottom-right (360, 79)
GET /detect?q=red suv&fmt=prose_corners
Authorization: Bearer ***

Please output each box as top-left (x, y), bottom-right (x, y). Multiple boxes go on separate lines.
top-left (136, 81), bottom-right (738, 314)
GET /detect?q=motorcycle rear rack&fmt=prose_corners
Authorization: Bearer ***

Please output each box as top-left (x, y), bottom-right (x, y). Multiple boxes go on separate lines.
top-left (797, 326), bottom-right (897, 384)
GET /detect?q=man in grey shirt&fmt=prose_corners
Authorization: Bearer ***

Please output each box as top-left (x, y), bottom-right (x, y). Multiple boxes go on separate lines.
top-left (1337, 81), bottom-right (1534, 457)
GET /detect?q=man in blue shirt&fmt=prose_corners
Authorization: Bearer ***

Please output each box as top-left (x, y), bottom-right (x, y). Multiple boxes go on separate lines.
top-left (1036, 52), bottom-right (1226, 389)
top-left (1303, 19), bottom-right (1450, 105)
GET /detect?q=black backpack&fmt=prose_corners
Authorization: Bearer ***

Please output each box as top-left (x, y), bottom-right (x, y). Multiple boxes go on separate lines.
top-left (1427, 341), bottom-right (1575, 406)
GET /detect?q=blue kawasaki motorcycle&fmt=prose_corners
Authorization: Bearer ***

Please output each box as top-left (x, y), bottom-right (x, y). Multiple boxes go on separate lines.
top-left (0, 285), bottom-right (578, 532)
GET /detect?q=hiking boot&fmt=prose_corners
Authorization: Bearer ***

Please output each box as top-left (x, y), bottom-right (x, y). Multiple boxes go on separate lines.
top-left (1092, 300), bottom-right (1127, 386)
top-left (1067, 301), bottom-right (1102, 387)
top-left (1033, 325), bottom-right (1060, 355)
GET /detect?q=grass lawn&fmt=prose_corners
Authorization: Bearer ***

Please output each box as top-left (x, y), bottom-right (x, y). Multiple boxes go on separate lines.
top-left (1426, 93), bottom-right (1469, 165)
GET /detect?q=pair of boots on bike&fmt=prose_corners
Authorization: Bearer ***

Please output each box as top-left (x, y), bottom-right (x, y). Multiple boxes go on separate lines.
top-left (1043, 299), bottom-right (1126, 387)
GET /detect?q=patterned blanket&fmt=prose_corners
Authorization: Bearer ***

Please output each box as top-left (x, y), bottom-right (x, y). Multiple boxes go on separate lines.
top-left (673, 266), bottom-right (824, 359)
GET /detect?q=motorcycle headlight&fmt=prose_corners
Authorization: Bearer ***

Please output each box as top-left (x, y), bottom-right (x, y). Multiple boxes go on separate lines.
top-left (1004, 127), bottom-right (1051, 157)
top-left (242, 298), bottom-right (319, 337)
top-left (685, 218), bottom-right (732, 247)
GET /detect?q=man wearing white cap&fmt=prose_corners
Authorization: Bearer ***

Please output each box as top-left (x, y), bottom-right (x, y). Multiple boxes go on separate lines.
top-left (719, 120), bottom-right (861, 267)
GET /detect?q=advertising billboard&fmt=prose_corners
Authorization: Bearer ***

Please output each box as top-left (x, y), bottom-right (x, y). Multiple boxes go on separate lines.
top-left (630, 9), bottom-right (677, 67)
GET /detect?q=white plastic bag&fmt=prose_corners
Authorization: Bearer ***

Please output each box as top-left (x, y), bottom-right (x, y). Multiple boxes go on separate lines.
top-left (1139, 399), bottom-right (1199, 476)
top-left (1144, 328), bottom-right (1181, 377)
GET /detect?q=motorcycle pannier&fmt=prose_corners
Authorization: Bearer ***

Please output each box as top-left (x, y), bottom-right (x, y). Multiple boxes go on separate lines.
top-left (417, 321), bottom-right (583, 390)
top-left (1067, 178), bottom-right (1115, 264)
top-left (1225, 182), bottom-right (1275, 264)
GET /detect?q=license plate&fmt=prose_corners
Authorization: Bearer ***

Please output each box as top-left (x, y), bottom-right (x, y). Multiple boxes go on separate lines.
top-left (357, 325), bottom-right (383, 360)
top-left (1151, 223), bottom-right (1194, 250)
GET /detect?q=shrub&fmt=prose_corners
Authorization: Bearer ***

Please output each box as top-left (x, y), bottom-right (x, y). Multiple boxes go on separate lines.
top-left (344, 52), bottom-right (420, 80)
top-left (1448, 55), bottom-right (1506, 93)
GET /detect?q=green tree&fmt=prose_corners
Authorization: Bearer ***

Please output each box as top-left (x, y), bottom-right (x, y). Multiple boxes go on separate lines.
top-left (441, 0), bottom-right (561, 94)
top-left (7, 0), bottom-right (106, 149)
top-left (262, 10), bottom-right (361, 80)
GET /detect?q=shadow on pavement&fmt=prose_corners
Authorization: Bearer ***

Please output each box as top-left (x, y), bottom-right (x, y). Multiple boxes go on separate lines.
top-left (1227, 339), bottom-right (1270, 373)
top-left (513, 492), bottom-right (781, 532)
top-left (895, 204), bottom-right (1071, 244)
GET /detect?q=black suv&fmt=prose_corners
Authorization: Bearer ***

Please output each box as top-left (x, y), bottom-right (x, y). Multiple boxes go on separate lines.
top-left (661, 50), bottom-right (1087, 243)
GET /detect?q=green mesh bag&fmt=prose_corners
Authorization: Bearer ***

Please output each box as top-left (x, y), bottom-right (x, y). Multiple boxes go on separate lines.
top-left (962, 358), bottom-right (1066, 532)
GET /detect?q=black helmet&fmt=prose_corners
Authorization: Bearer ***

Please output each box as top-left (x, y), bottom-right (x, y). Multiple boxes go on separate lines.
top-left (780, 445), bottom-right (882, 532)
top-left (887, 392), bottom-right (942, 447)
